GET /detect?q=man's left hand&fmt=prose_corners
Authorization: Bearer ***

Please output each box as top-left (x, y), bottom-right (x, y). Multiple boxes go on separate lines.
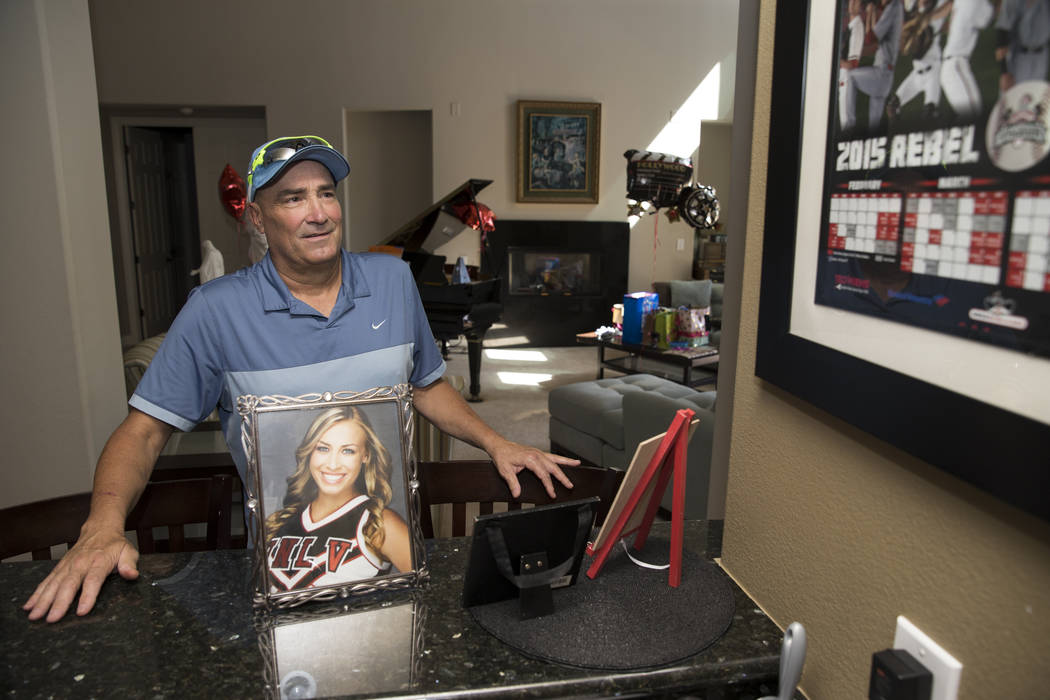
top-left (488, 440), bottom-right (579, 499)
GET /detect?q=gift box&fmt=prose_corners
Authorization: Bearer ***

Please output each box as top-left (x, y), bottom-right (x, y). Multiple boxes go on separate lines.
top-left (653, 308), bottom-right (677, 348)
top-left (675, 306), bottom-right (710, 347)
top-left (622, 292), bottom-right (659, 345)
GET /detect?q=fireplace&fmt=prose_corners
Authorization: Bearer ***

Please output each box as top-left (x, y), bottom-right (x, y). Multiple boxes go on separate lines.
top-left (482, 220), bottom-right (629, 346)
top-left (507, 250), bottom-right (601, 297)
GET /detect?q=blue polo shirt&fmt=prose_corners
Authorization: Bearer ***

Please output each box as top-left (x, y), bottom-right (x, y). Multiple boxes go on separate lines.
top-left (130, 250), bottom-right (446, 480)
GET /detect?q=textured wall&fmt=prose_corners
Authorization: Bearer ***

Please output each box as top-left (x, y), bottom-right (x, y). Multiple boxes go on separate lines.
top-left (719, 2), bottom-right (1050, 699)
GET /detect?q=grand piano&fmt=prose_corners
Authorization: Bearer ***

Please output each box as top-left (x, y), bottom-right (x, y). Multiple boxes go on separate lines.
top-left (379, 178), bottom-right (501, 401)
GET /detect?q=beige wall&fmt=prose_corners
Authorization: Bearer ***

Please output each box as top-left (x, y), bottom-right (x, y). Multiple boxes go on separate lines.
top-left (87, 0), bottom-right (739, 290)
top-left (190, 120), bottom-right (269, 270)
top-left (0, 0), bottom-right (126, 507)
top-left (345, 110), bottom-right (434, 253)
top-left (720, 2), bottom-right (1050, 699)
top-left (696, 122), bottom-right (733, 231)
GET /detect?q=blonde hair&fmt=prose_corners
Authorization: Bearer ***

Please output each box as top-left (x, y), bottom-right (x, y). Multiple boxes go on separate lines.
top-left (264, 406), bottom-right (394, 558)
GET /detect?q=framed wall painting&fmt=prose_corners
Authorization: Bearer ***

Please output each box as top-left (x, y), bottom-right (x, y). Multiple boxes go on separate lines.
top-left (755, 0), bottom-right (1050, 521)
top-left (517, 100), bottom-right (601, 203)
top-left (238, 385), bottom-right (427, 608)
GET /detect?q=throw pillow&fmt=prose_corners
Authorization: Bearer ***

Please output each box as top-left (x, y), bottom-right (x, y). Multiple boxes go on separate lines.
top-left (669, 279), bottom-right (712, 308)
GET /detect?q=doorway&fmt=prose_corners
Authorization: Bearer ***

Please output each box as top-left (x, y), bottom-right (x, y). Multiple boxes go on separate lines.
top-left (122, 126), bottom-right (200, 339)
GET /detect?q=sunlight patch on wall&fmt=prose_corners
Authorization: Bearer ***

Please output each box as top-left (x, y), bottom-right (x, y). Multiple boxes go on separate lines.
top-left (628, 61), bottom-right (723, 230)
top-left (648, 62), bottom-right (721, 158)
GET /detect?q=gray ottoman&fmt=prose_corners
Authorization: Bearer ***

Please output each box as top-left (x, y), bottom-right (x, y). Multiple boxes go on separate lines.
top-left (547, 373), bottom-right (717, 519)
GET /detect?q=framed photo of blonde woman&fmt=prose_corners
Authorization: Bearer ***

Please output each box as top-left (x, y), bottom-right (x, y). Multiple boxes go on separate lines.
top-left (238, 385), bottom-right (425, 608)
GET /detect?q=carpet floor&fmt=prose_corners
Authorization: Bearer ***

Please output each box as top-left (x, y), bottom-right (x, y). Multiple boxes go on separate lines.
top-left (440, 340), bottom-right (597, 460)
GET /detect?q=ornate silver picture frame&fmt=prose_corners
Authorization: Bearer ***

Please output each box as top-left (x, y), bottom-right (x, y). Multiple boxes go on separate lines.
top-left (238, 385), bottom-right (427, 608)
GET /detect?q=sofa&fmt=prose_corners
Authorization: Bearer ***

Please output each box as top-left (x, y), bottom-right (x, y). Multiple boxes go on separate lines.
top-left (548, 374), bottom-right (715, 520)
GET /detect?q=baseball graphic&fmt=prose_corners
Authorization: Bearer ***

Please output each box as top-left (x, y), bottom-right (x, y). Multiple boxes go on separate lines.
top-left (986, 79), bottom-right (1050, 172)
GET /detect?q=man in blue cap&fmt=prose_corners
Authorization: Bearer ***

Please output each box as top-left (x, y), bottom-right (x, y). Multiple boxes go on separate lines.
top-left (24, 135), bottom-right (578, 623)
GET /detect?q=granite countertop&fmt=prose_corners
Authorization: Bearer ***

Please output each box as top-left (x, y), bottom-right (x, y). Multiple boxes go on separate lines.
top-left (2, 521), bottom-right (787, 699)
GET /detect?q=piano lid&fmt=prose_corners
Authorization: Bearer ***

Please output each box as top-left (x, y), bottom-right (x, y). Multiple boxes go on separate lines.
top-left (382, 178), bottom-right (492, 253)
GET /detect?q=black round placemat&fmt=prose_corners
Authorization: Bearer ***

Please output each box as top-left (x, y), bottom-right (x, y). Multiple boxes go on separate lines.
top-left (468, 535), bottom-right (735, 670)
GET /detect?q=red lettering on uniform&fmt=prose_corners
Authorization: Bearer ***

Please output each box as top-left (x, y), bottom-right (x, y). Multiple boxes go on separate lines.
top-left (292, 537), bottom-right (317, 569)
top-left (326, 538), bottom-right (357, 572)
top-left (270, 537), bottom-right (298, 569)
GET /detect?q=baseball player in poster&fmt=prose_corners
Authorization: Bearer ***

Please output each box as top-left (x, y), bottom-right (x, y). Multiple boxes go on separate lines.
top-left (995, 0), bottom-right (1050, 93)
top-left (843, 0), bottom-right (905, 131)
top-left (887, 0), bottom-right (953, 120)
top-left (941, 0), bottom-right (995, 119)
top-left (840, 0), bottom-right (869, 130)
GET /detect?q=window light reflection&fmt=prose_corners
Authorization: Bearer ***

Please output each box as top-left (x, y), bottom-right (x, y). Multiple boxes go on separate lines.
top-left (485, 349), bottom-right (549, 362)
top-left (496, 371), bottom-right (553, 386)
top-left (484, 336), bottom-right (533, 348)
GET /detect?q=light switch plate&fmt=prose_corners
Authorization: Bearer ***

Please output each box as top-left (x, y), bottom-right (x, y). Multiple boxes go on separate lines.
top-left (893, 616), bottom-right (962, 700)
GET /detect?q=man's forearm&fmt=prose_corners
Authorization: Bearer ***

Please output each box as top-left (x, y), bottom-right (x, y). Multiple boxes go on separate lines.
top-left (414, 378), bottom-right (577, 499)
top-left (412, 379), bottom-right (507, 455)
top-left (85, 409), bottom-right (173, 532)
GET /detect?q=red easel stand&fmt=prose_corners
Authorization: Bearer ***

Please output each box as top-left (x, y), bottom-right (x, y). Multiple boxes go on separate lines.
top-left (585, 408), bottom-right (694, 587)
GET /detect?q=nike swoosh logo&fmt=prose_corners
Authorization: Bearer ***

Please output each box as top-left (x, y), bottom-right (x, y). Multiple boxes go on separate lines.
top-left (371, 320), bottom-right (386, 330)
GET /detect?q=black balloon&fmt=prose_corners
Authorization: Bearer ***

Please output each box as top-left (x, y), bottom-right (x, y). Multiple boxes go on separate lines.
top-left (624, 149), bottom-right (692, 210)
top-left (678, 184), bottom-right (720, 230)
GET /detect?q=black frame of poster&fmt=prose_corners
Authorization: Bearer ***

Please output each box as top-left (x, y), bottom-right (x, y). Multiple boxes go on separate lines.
top-left (755, 0), bottom-right (1050, 522)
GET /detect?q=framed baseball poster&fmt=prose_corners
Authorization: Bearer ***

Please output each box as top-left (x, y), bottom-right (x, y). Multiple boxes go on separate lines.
top-left (238, 385), bottom-right (427, 608)
top-left (756, 0), bottom-right (1050, 521)
top-left (820, 0), bottom-right (1050, 354)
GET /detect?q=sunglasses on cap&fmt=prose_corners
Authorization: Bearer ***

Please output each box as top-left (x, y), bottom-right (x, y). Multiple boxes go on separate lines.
top-left (248, 135), bottom-right (333, 190)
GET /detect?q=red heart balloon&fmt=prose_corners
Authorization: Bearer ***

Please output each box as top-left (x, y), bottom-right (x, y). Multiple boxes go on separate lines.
top-left (451, 201), bottom-right (496, 233)
top-left (219, 164), bottom-right (246, 222)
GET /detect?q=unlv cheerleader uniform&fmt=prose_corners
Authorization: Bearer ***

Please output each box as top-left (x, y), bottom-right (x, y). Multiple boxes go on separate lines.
top-left (267, 494), bottom-right (391, 591)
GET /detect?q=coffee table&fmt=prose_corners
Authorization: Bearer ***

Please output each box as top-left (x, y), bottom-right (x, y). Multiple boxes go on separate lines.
top-left (576, 332), bottom-right (719, 388)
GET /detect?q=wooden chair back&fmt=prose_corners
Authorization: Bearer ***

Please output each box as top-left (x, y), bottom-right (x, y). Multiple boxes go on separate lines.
top-left (128, 476), bottom-right (234, 553)
top-left (0, 475), bottom-right (234, 561)
top-left (152, 452), bottom-right (247, 549)
top-left (0, 493), bottom-right (91, 561)
top-left (417, 460), bottom-right (623, 538)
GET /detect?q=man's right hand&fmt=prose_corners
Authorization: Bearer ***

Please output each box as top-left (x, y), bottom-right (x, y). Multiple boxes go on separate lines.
top-left (22, 524), bottom-right (140, 623)
top-left (22, 408), bottom-right (173, 623)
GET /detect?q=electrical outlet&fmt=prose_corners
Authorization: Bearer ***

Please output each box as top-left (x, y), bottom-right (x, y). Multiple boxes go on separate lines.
top-left (676, 238), bottom-right (685, 251)
top-left (893, 616), bottom-right (962, 700)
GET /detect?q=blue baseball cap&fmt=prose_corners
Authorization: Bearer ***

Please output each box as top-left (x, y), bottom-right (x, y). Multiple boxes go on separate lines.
top-left (247, 135), bottom-right (350, 201)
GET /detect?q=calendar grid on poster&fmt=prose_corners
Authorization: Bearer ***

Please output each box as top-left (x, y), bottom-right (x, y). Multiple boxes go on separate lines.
top-left (901, 191), bottom-right (1008, 285)
top-left (826, 193), bottom-right (901, 259)
top-left (1007, 191), bottom-right (1050, 292)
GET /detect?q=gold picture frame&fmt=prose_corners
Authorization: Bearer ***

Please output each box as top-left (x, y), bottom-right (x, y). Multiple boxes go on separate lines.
top-left (517, 100), bottom-right (601, 203)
